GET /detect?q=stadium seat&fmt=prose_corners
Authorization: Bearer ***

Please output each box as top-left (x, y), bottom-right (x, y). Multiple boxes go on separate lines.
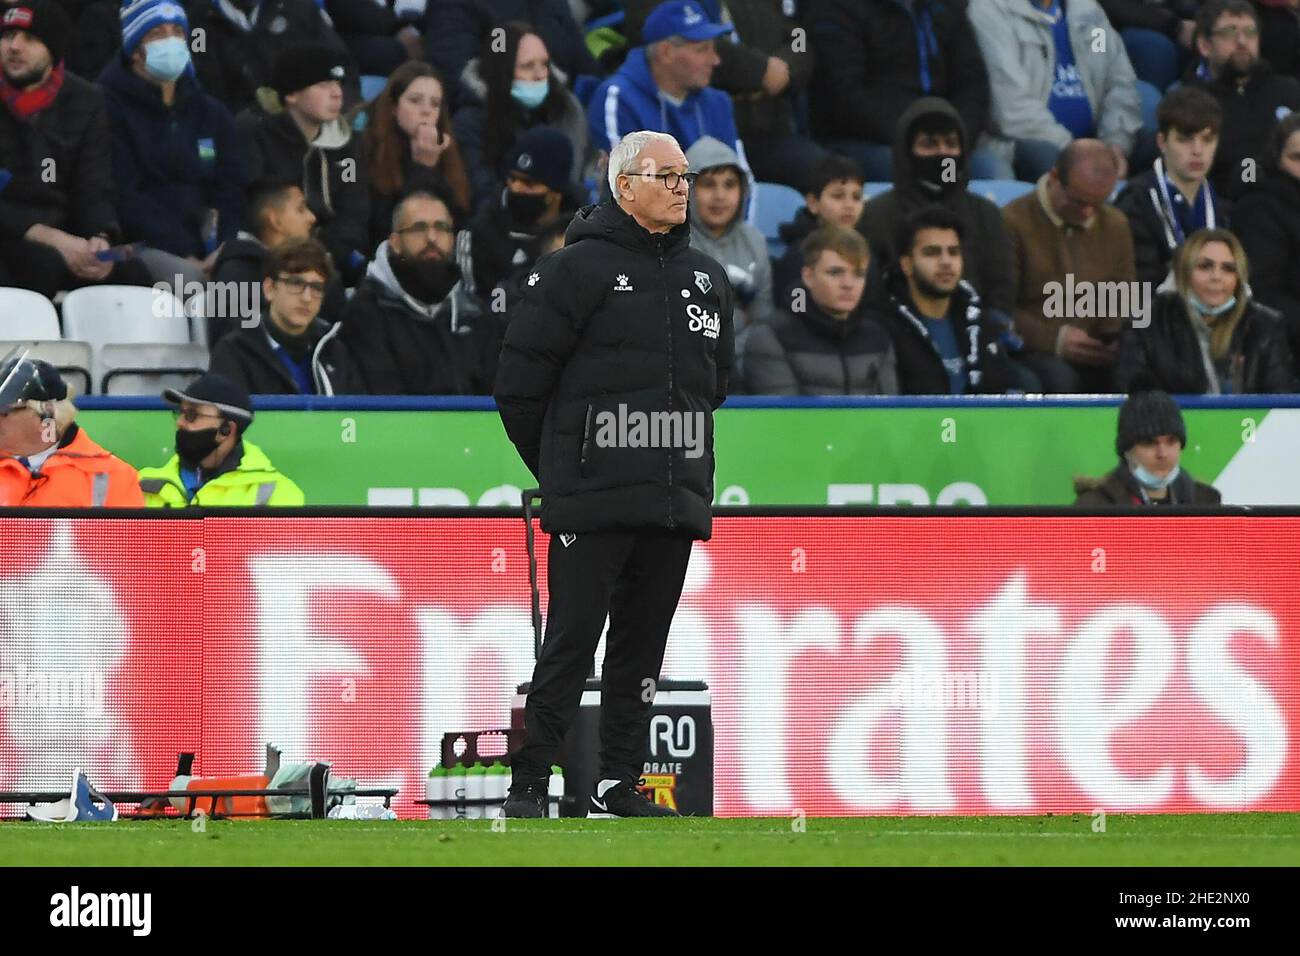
top-left (0, 287), bottom-right (61, 340)
top-left (360, 74), bottom-right (387, 103)
top-left (968, 179), bottom-right (1035, 206)
top-left (864, 181), bottom-right (892, 200)
top-left (748, 181), bottom-right (806, 259)
top-left (61, 285), bottom-right (190, 392)
top-left (0, 339), bottom-right (93, 396)
top-left (98, 342), bottom-right (209, 396)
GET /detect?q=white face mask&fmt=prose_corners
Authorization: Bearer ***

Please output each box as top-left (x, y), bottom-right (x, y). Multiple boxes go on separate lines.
top-left (1128, 457), bottom-right (1181, 492)
top-left (1189, 292), bottom-right (1237, 317)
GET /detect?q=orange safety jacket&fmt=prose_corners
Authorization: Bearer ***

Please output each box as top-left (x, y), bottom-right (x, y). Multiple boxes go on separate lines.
top-left (0, 425), bottom-right (145, 507)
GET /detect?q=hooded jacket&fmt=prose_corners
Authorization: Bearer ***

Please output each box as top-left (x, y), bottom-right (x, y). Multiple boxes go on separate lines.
top-left (743, 294), bottom-right (899, 395)
top-left (621, 0), bottom-right (814, 141)
top-left (1073, 463), bottom-right (1220, 506)
top-left (968, 0), bottom-right (1142, 162)
top-left (882, 274), bottom-right (1017, 394)
top-left (1115, 286), bottom-right (1296, 394)
top-left (587, 45), bottom-right (747, 167)
top-left (857, 97), bottom-right (1016, 316)
top-left (684, 137), bottom-right (774, 334)
top-left (806, 0), bottom-right (990, 145)
top-left (98, 57), bottom-right (246, 259)
top-left (1183, 59), bottom-right (1300, 201)
top-left (453, 57), bottom-right (590, 211)
top-left (185, 0), bottom-right (359, 113)
top-left (238, 102), bottom-right (371, 283)
top-left (341, 240), bottom-right (498, 394)
top-left (0, 70), bottom-right (119, 242)
top-left (138, 438), bottom-right (304, 506)
top-left (1113, 161), bottom-right (1231, 287)
top-left (494, 200), bottom-right (735, 540)
top-left (209, 315), bottom-right (365, 395)
top-left (0, 424), bottom-right (144, 507)
top-left (1234, 168), bottom-right (1300, 370)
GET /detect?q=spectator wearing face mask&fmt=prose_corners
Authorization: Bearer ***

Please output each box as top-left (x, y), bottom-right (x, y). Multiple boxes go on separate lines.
top-left (1074, 386), bottom-right (1220, 505)
top-left (453, 20), bottom-right (591, 211)
top-left (342, 185), bottom-right (500, 394)
top-left (857, 97), bottom-right (1016, 319)
top-left (99, 0), bottom-right (246, 292)
top-left (454, 126), bottom-right (581, 316)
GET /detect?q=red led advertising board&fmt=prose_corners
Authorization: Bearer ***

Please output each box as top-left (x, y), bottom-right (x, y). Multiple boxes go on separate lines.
top-left (1, 515), bottom-right (1296, 817)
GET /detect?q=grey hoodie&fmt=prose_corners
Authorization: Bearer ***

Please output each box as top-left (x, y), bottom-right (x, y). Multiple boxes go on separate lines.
top-left (685, 136), bottom-right (774, 335)
top-left (365, 239), bottom-right (478, 331)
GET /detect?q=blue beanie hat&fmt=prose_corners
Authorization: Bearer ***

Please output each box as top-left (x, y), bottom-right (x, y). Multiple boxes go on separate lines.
top-left (120, 0), bottom-right (189, 57)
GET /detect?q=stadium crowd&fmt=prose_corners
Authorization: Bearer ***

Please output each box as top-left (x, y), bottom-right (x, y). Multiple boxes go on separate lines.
top-left (2, 0), bottom-right (1300, 505)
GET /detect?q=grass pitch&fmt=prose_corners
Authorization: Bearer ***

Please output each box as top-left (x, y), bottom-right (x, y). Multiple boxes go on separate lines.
top-left (2, 813), bottom-right (1298, 866)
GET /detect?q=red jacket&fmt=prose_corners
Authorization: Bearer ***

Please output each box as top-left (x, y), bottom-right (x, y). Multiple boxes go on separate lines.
top-left (0, 425), bottom-right (145, 507)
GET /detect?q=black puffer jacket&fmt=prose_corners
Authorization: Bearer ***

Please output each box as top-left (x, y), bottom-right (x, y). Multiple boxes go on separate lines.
top-left (0, 70), bottom-right (119, 241)
top-left (1073, 463), bottom-right (1221, 506)
top-left (209, 317), bottom-right (365, 395)
top-left (743, 294), bottom-right (898, 395)
top-left (494, 201), bottom-right (735, 540)
top-left (856, 96), bottom-right (1015, 315)
top-left (882, 276), bottom-right (1017, 394)
top-left (806, 0), bottom-right (989, 145)
top-left (238, 107), bottom-right (371, 284)
top-left (1183, 60), bottom-right (1300, 200)
top-left (1116, 289), bottom-right (1296, 394)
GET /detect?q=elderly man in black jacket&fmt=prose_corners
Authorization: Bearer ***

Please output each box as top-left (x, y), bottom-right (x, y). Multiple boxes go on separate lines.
top-left (494, 129), bottom-right (734, 819)
top-left (0, 0), bottom-right (152, 297)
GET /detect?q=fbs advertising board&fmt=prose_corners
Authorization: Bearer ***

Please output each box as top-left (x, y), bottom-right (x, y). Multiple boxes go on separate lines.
top-left (1, 513), bottom-right (1297, 817)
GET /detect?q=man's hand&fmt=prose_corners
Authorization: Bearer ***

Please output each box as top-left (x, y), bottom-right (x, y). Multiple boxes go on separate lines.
top-left (760, 56), bottom-right (791, 97)
top-left (1058, 325), bottom-right (1119, 367)
top-left (411, 123), bottom-right (448, 167)
top-left (76, 235), bottom-right (115, 281)
top-left (1108, 143), bottom-right (1129, 183)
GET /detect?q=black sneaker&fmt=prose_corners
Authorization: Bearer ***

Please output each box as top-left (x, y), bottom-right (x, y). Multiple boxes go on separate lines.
top-left (499, 780), bottom-right (548, 819)
top-left (588, 779), bottom-right (680, 818)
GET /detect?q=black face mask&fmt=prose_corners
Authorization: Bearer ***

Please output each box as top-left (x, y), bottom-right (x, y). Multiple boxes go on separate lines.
top-left (505, 189), bottom-right (550, 227)
top-left (391, 251), bottom-right (461, 304)
top-left (913, 154), bottom-right (964, 196)
top-left (175, 427), bottom-right (222, 469)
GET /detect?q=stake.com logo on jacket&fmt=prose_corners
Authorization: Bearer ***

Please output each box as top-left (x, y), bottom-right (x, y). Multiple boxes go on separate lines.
top-left (494, 201), bottom-right (735, 541)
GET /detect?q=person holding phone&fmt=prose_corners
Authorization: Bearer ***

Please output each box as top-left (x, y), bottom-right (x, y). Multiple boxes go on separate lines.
top-left (0, 0), bottom-right (153, 298)
top-left (361, 61), bottom-right (471, 251)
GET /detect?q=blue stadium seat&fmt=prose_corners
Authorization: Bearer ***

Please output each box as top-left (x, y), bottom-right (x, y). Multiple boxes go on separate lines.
top-left (360, 74), bottom-right (387, 103)
top-left (748, 181), bottom-right (806, 259)
top-left (968, 179), bottom-right (1036, 206)
top-left (864, 181), bottom-right (892, 200)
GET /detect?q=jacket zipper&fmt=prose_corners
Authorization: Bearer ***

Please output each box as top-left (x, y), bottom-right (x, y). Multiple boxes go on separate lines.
top-left (579, 403), bottom-right (594, 476)
top-left (661, 240), bottom-right (675, 528)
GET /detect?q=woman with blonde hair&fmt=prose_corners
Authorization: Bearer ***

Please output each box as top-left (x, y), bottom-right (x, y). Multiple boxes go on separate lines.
top-left (361, 62), bottom-right (473, 249)
top-left (1116, 228), bottom-right (1295, 394)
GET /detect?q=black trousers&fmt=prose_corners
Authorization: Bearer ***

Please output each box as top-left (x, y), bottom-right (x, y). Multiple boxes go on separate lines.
top-left (512, 529), bottom-right (694, 787)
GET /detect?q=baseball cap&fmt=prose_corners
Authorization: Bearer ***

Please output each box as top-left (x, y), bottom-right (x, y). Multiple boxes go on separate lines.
top-left (642, 1), bottom-right (733, 44)
top-left (163, 372), bottom-right (254, 429)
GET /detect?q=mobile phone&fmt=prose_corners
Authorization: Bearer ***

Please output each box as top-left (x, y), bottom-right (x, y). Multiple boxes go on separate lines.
top-left (94, 242), bottom-right (144, 263)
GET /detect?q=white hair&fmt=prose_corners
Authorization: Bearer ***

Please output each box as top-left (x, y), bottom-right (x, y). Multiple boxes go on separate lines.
top-left (607, 130), bottom-right (682, 198)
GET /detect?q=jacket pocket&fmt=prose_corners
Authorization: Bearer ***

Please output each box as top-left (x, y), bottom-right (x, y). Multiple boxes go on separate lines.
top-left (579, 403), bottom-right (594, 478)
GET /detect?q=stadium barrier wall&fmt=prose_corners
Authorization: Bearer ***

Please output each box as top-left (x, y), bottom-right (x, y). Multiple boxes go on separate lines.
top-left (2, 509), bottom-right (1297, 819)
top-left (76, 395), bottom-right (1300, 507)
